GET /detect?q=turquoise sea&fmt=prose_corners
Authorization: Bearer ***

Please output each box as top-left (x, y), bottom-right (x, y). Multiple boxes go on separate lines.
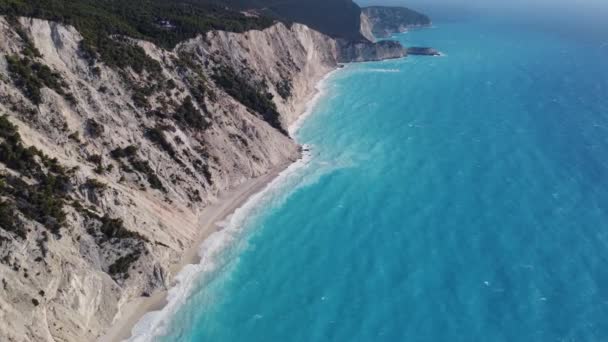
top-left (134, 11), bottom-right (608, 342)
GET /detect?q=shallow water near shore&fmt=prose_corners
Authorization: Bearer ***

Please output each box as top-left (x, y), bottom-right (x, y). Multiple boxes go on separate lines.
top-left (143, 14), bottom-right (608, 342)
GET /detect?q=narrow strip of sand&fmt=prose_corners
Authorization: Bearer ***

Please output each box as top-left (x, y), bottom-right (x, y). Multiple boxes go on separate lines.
top-left (99, 161), bottom-right (294, 342)
top-left (100, 66), bottom-right (338, 342)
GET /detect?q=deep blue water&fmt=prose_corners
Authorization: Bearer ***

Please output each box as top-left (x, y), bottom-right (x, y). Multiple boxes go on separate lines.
top-left (146, 14), bottom-right (608, 342)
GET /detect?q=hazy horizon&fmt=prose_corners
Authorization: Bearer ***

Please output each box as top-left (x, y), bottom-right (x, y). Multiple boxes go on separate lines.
top-left (357, 0), bottom-right (608, 43)
top-left (356, 0), bottom-right (608, 12)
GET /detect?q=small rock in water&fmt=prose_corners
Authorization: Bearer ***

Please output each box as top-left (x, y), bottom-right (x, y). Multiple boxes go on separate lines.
top-left (407, 47), bottom-right (441, 56)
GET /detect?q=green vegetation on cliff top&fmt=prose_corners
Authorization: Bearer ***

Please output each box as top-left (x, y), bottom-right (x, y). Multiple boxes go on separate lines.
top-left (0, 0), bottom-right (274, 49)
top-left (224, 0), bottom-right (366, 41)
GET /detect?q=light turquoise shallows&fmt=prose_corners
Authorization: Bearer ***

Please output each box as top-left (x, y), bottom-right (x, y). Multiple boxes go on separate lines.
top-left (155, 14), bottom-right (608, 342)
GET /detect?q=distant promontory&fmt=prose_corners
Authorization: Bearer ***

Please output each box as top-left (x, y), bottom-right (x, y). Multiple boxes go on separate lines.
top-left (407, 47), bottom-right (441, 56)
top-left (361, 6), bottom-right (431, 39)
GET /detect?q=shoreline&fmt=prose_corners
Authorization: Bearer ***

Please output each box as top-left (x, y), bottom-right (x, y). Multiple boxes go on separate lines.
top-left (99, 164), bottom-right (293, 342)
top-left (99, 68), bottom-right (337, 342)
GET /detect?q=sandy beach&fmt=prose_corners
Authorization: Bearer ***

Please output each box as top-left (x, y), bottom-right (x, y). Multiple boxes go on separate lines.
top-left (99, 65), bottom-right (337, 342)
top-left (99, 162), bottom-right (294, 342)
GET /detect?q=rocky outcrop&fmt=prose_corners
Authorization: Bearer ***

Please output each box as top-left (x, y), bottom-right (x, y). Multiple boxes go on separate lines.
top-left (0, 15), bottom-right (407, 342)
top-left (359, 12), bottom-right (376, 42)
top-left (361, 6), bottom-right (431, 38)
top-left (407, 47), bottom-right (441, 56)
top-left (337, 39), bottom-right (407, 62)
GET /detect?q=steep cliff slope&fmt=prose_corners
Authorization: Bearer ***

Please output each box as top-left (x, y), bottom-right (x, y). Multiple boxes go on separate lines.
top-left (360, 12), bottom-right (376, 42)
top-left (0, 16), bottom-right (343, 341)
top-left (361, 6), bottom-right (431, 38)
top-left (337, 39), bottom-right (406, 62)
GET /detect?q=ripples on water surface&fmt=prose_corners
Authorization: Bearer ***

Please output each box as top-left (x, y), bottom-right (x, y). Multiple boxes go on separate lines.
top-left (151, 14), bottom-right (608, 342)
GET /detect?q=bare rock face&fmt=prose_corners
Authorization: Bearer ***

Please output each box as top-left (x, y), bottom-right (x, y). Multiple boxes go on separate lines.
top-left (0, 17), bottom-right (339, 342)
top-left (337, 39), bottom-right (407, 62)
top-left (0, 12), bottom-right (409, 340)
top-left (359, 12), bottom-right (376, 43)
top-left (192, 23), bottom-right (340, 127)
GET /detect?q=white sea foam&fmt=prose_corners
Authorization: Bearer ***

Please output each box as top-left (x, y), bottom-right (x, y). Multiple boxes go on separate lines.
top-left (362, 68), bottom-right (401, 73)
top-left (129, 150), bottom-right (314, 341)
top-left (288, 69), bottom-right (338, 137)
top-left (128, 69), bottom-right (338, 342)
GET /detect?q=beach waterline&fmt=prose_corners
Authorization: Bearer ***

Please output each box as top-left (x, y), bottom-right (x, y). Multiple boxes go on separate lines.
top-left (109, 69), bottom-right (339, 342)
top-left (152, 15), bottom-right (608, 342)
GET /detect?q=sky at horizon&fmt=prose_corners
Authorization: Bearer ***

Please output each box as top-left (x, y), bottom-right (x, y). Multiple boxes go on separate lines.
top-left (356, 0), bottom-right (608, 19)
top-left (356, 0), bottom-right (608, 43)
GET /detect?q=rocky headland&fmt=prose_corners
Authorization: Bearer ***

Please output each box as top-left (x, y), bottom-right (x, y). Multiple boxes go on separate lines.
top-left (361, 5), bottom-right (432, 38)
top-left (407, 47), bottom-right (442, 56)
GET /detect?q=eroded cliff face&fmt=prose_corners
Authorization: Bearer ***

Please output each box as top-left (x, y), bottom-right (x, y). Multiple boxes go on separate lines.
top-left (0, 12), bottom-right (411, 340)
top-left (0, 17), bottom-right (341, 342)
top-left (360, 13), bottom-right (376, 43)
top-left (192, 24), bottom-right (339, 126)
top-left (337, 39), bottom-right (406, 62)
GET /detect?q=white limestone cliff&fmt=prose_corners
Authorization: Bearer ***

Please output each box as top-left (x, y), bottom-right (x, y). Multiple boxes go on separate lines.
top-left (0, 18), bottom-right (340, 341)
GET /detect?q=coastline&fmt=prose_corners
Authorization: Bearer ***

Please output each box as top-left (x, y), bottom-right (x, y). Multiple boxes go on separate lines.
top-left (99, 166), bottom-right (293, 342)
top-left (99, 67), bottom-right (337, 342)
